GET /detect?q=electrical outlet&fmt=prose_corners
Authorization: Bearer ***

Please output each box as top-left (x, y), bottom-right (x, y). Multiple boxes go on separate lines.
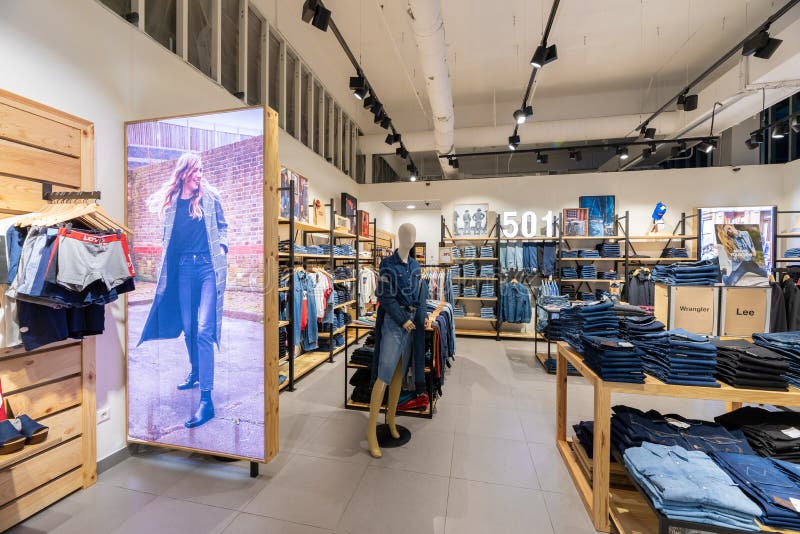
top-left (97, 407), bottom-right (110, 424)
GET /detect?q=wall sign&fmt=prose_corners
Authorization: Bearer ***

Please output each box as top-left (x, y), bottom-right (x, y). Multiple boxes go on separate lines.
top-left (500, 210), bottom-right (556, 238)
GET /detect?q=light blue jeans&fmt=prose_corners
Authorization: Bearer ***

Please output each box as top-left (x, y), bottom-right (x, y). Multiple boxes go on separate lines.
top-left (377, 318), bottom-right (412, 384)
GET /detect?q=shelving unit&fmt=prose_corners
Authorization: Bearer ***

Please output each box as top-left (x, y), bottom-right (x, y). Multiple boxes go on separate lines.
top-left (554, 341), bottom-right (800, 533)
top-left (774, 210), bottom-right (800, 279)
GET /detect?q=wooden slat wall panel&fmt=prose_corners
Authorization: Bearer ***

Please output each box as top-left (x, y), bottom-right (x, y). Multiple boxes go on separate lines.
top-left (0, 406), bottom-right (82, 471)
top-left (0, 468), bottom-right (82, 533)
top-left (0, 439), bottom-right (82, 507)
top-left (4, 377), bottom-right (82, 421)
top-left (2, 345), bottom-right (81, 394)
top-left (0, 139), bottom-right (80, 188)
top-left (0, 176), bottom-right (71, 214)
top-left (0, 340), bottom-right (79, 360)
top-left (0, 103), bottom-right (81, 157)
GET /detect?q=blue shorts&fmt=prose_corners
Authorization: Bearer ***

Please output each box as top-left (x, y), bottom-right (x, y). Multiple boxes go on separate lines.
top-left (377, 319), bottom-right (413, 384)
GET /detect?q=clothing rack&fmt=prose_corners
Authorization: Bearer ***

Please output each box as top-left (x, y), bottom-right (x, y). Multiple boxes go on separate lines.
top-left (41, 184), bottom-right (101, 201)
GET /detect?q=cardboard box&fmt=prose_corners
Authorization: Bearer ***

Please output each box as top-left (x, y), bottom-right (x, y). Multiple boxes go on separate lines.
top-left (719, 286), bottom-right (771, 337)
top-left (654, 283), bottom-right (719, 335)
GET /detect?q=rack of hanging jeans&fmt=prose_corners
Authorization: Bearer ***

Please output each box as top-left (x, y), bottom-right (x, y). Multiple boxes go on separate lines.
top-left (533, 279), bottom-right (579, 375)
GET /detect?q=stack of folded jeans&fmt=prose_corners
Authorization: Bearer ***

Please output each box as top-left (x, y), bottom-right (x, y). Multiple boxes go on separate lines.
top-left (480, 306), bottom-right (496, 319)
top-left (462, 284), bottom-right (478, 297)
top-left (462, 262), bottom-right (477, 278)
top-left (754, 332), bottom-right (800, 387)
top-left (306, 245), bottom-right (324, 255)
top-left (561, 267), bottom-right (578, 279)
top-left (450, 264), bottom-right (461, 278)
top-left (559, 300), bottom-right (619, 352)
top-left (535, 287), bottom-right (569, 334)
top-left (578, 249), bottom-right (600, 258)
top-left (713, 452), bottom-right (800, 531)
top-left (573, 421), bottom-right (595, 458)
top-left (453, 305), bottom-right (466, 318)
top-left (652, 258), bottom-right (720, 286)
top-left (580, 335), bottom-right (646, 383)
top-left (579, 292), bottom-right (596, 301)
top-left (716, 406), bottom-right (800, 462)
top-left (479, 264), bottom-right (495, 278)
top-left (712, 339), bottom-right (789, 390)
top-left (333, 266), bottom-right (353, 280)
top-left (350, 345), bottom-right (374, 366)
top-left (600, 271), bottom-right (618, 280)
top-left (579, 265), bottom-right (597, 279)
top-left (785, 248), bottom-right (800, 265)
top-left (611, 405), bottom-right (755, 455)
top-left (561, 250), bottom-right (579, 258)
top-left (278, 327), bottom-right (288, 359)
top-left (619, 315), bottom-right (665, 339)
top-left (279, 269), bottom-right (291, 288)
top-left (634, 328), bottom-right (719, 387)
top-left (624, 443), bottom-right (762, 532)
top-left (662, 247), bottom-right (689, 258)
top-left (464, 246), bottom-right (477, 258)
top-left (480, 245), bottom-right (494, 258)
top-left (597, 242), bottom-right (621, 258)
top-left (480, 283), bottom-right (495, 298)
top-left (452, 283), bottom-right (461, 297)
top-left (452, 246), bottom-right (462, 258)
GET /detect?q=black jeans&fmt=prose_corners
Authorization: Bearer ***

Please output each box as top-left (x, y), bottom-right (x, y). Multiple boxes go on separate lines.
top-left (178, 254), bottom-right (217, 391)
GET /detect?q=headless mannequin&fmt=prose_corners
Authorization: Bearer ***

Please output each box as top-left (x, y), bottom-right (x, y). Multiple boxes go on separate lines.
top-left (366, 223), bottom-right (416, 459)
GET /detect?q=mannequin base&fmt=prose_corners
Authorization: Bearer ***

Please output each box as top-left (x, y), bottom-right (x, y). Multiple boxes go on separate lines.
top-left (376, 424), bottom-right (411, 448)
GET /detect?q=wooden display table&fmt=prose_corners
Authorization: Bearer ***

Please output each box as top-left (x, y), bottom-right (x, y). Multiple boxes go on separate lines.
top-left (555, 341), bottom-right (800, 533)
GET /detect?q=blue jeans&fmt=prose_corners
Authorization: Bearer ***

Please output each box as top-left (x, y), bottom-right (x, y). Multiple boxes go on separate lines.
top-left (377, 318), bottom-right (412, 384)
top-left (178, 254), bottom-right (217, 391)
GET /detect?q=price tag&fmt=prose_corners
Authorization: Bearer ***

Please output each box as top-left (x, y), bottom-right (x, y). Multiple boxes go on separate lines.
top-left (665, 418), bottom-right (691, 429)
top-left (782, 427), bottom-right (800, 439)
top-left (791, 498), bottom-right (800, 513)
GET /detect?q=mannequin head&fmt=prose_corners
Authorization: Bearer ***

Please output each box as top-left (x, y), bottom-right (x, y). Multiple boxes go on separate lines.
top-left (397, 223), bottom-right (416, 263)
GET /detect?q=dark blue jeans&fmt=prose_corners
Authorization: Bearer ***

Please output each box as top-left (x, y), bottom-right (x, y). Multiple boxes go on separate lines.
top-left (178, 254), bottom-right (217, 391)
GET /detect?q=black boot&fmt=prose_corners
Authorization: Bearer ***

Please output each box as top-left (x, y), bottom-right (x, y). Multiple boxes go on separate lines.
top-left (185, 390), bottom-right (214, 428)
top-left (176, 371), bottom-right (199, 390)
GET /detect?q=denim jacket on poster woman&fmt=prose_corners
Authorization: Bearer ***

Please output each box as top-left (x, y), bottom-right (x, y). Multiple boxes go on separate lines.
top-left (371, 250), bottom-right (429, 392)
top-left (138, 193), bottom-right (228, 347)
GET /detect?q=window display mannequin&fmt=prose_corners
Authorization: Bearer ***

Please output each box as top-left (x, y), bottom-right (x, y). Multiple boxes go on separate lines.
top-left (365, 223), bottom-right (427, 458)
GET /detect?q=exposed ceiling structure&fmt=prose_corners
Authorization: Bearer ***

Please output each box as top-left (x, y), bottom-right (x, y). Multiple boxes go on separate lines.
top-left (293, 0), bottom-right (800, 180)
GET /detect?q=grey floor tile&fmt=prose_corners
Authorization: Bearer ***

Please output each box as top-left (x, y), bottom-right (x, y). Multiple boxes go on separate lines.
top-left (444, 478), bottom-right (554, 534)
top-left (370, 427), bottom-right (454, 477)
top-left (280, 412), bottom-right (329, 453)
top-left (453, 405), bottom-right (525, 441)
top-left (223, 513), bottom-right (333, 533)
top-left (518, 410), bottom-right (593, 444)
top-left (244, 455), bottom-right (366, 529)
top-left (443, 381), bottom-right (515, 409)
top-left (113, 495), bottom-right (238, 534)
top-left (337, 467), bottom-right (449, 534)
top-left (543, 491), bottom-right (598, 534)
top-left (451, 434), bottom-right (539, 489)
top-left (8, 482), bottom-right (156, 534)
top-left (528, 442), bottom-right (580, 496)
top-left (99, 450), bottom-right (200, 495)
top-left (292, 410), bottom-right (373, 464)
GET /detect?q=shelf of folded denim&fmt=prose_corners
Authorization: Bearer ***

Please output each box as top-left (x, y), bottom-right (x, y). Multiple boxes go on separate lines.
top-left (712, 339), bottom-right (789, 391)
top-left (562, 235), bottom-right (623, 240)
top-left (633, 329), bottom-right (720, 387)
top-left (570, 423), bottom-right (634, 485)
top-left (753, 333), bottom-right (800, 389)
top-left (652, 258), bottom-right (720, 286)
top-left (318, 326), bottom-right (347, 337)
top-left (455, 296), bottom-right (497, 301)
top-left (559, 300), bottom-right (619, 353)
top-left (536, 351), bottom-right (580, 375)
top-left (661, 247), bottom-right (689, 258)
top-left (624, 257), bottom-right (699, 263)
top-left (578, 249), bottom-right (602, 258)
top-left (452, 277), bottom-right (498, 281)
top-left (716, 406), bottom-right (800, 463)
top-left (443, 236), bottom-right (499, 241)
top-left (561, 267), bottom-right (579, 279)
top-left (622, 443), bottom-right (763, 532)
top-left (333, 300), bottom-right (356, 310)
top-left (455, 316), bottom-right (496, 321)
top-left (452, 257), bottom-right (497, 261)
top-left (579, 335), bottom-right (646, 383)
top-left (626, 235), bottom-right (698, 241)
top-left (558, 257), bottom-right (612, 261)
top-left (579, 266), bottom-right (598, 279)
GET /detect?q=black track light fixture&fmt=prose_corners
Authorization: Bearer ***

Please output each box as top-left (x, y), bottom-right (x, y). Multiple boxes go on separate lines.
top-left (396, 146), bottom-right (409, 159)
top-left (568, 150), bottom-right (582, 162)
top-left (676, 93), bottom-right (699, 112)
top-left (697, 139), bottom-right (716, 153)
top-left (530, 44), bottom-right (558, 69)
top-left (363, 95), bottom-right (376, 109)
top-left (616, 146), bottom-right (629, 160)
top-left (407, 164), bottom-right (418, 181)
top-left (380, 116), bottom-right (391, 129)
top-left (448, 157), bottom-right (460, 169)
top-left (536, 152), bottom-right (548, 164)
top-left (373, 111), bottom-right (386, 124)
top-left (671, 142), bottom-right (688, 158)
top-left (125, 11), bottom-right (139, 24)
top-left (745, 130), bottom-right (764, 150)
top-left (641, 126), bottom-right (656, 140)
top-left (513, 105), bottom-right (533, 125)
top-left (349, 76), bottom-right (367, 100)
top-left (508, 135), bottom-right (520, 151)
top-left (772, 121), bottom-right (790, 139)
top-left (742, 30), bottom-right (783, 59)
top-left (642, 147), bottom-right (653, 159)
top-left (301, 0), bottom-right (331, 31)
top-left (369, 101), bottom-right (384, 117)
top-left (385, 133), bottom-right (401, 145)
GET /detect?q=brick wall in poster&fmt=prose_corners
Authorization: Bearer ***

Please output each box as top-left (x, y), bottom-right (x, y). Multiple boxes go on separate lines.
top-left (128, 135), bottom-right (265, 292)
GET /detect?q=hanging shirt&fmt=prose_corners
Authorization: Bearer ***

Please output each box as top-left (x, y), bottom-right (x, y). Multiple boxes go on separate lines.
top-left (171, 197), bottom-right (210, 255)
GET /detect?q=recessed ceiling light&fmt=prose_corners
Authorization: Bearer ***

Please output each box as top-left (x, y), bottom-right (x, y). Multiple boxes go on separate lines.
top-left (406, 204), bottom-right (416, 209)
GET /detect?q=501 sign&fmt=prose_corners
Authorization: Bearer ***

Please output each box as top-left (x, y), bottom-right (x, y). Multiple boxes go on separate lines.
top-left (501, 211), bottom-right (556, 238)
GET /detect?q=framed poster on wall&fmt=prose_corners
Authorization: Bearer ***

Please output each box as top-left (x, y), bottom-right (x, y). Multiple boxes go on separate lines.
top-left (359, 209), bottom-right (371, 238)
top-left (125, 107), bottom-right (279, 462)
top-left (280, 167), bottom-right (309, 223)
top-left (579, 195), bottom-right (616, 236)
top-left (341, 193), bottom-right (358, 233)
top-left (698, 206), bottom-right (776, 287)
top-left (453, 203), bottom-right (489, 237)
top-left (562, 208), bottom-right (589, 236)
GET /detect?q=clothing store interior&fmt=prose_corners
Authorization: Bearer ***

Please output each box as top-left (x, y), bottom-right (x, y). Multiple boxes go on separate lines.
top-left (6, 1), bottom-right (800, 533)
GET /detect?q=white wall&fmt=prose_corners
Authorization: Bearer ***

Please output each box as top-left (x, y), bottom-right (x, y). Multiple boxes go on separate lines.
top-left (0, 0), bottom-right (361, 460)
top-left (367, 165), bottom-right (791, 259)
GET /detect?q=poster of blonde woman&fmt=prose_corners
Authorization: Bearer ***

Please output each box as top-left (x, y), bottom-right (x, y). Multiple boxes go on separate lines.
top-left (715, 224), bottom-right (768, 286)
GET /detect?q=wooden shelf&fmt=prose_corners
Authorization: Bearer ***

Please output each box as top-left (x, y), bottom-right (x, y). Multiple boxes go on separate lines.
top-left (443, 236), bottom-right (498, 242)
top-left (334, 228), bottom-right (356, 238)
top-left (292, 351), bottom-right (331, 381)
top-left (561, 235), bottom-right (622, 241)
top-left (558, 257), bottom-right (617, 261)
top-left (334, 300), bottom-right (356, 309)
top-left (626, 235), bottom-right (698, 241)
top-left (452, 277), bottom-right (498, 281)
top-left (624, 257), bottom-right (697, 263)
top-left (559, 279), bottom-right (620, 283)
top-left (347, 361), bottom-right (431, 372)
top-left (318, 326), bottom-right (346, 337)
top-left (450, 257), bottom-right (498, 261)
top-left (345, 400), bottom-right (432, 416)
top-left (454, 317), bottom-right (496, 322)
top-left (455, 329), bottom-right (541, 340)
top-left (500, 236), bottom-right (558, 241)
top-left (335, 278), bottom-right (357, 283)
top-left (278, 253), bottom-right (356, 260)
top-left (775, 258), bottom-right (800, 262)
top-left (777, 234), bottom-right (800, 238)
top-left (278, 217), bottom-right (331, 234)
top-left (455, 297), bottom-right (497, 301)
top-left (358, 235), bottom-right (374, 242)
top-left (278, 287), bottom-right (289, 292)
top-left (277, 320), bottom-right (290, 328)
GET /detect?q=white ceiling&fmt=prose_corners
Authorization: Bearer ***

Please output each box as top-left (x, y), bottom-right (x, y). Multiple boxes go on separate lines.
top-left (304, 0), bottom-right (788, 134)
top-left (383, 199), bottom-right (442, 211)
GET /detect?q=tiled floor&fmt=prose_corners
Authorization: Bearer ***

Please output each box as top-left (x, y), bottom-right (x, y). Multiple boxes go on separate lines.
top-left (10, 338), bottom-right (727, 534)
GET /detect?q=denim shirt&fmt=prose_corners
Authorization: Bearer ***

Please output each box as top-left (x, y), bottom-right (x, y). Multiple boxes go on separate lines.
top-left (376, 250), bottom-right (422, 327)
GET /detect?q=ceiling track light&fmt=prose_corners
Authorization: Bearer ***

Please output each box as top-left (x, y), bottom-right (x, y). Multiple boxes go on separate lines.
top-left (772, 121), bottom-right (790, 139)
top-left (513, 105), bottom-right (533, 125)
top-left (408, 164), bottom-right (418, 181)
top-left (301, 0), bottom-right (331, 31)
top-left (379, 116), bottom-right (391, 129)
top-left (396, 146), bottom-right (409, 159)
top-left (508, 135), bottom-right (520, 151)
top-left (671, 142), bottom-right (688, 158)
top-left (373, 111), bottom-right (386, 124)
top-left (644, 127), bottom-right (656, 140)
top-left (642, 147), bottom-right (653, 159)
top-left (568, 150), bottom-right (582, 162)
top-left (349, 75), bottom-right (367, 100)
top-left (676, 93), bottom-right (699, 112)
top-left (697, 139), bottom-right (716, 153)
top-left (742, 30), bottom-right (783, 59)
top-left (616, 146), bottom-right (629, 160)
top-left (791, 116), bottom-right (800, 133)
top-left (369, 101), bottom-right (384, 117)
top-left (530, 45), bottom-right (547, 69)
top-left (448, 157), bottom-right (460, 169)
top-left (363, 95), bottom-right (376, 109)
top-left (536, 152), bottom-right (548, 164)
top-left (385, 133), bottom-right (401, 145)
